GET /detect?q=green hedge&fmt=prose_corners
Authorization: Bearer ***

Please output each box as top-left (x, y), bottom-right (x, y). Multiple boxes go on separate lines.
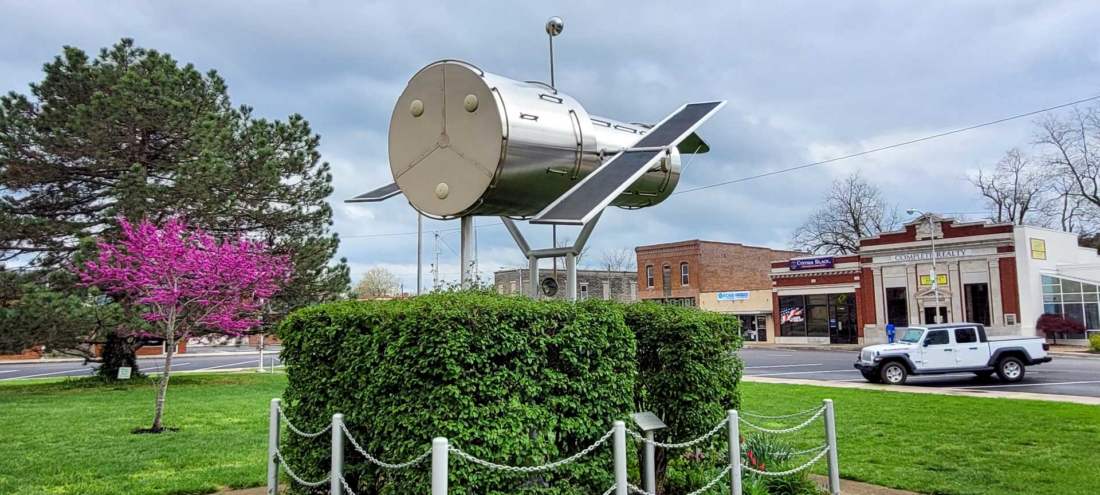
top-left (277, 292), bottom-right (742, 494)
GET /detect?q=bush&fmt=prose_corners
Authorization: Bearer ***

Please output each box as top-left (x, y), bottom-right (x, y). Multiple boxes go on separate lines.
top-left (277, 294), bottom-right (744, 494)
top-left (1089, 333), bottom-right (1100, 352)
top-left (277, 292), bottom-right (636, 494)
top-left (627, 302), bottom-right (742, 494)
top-left (1036, 313), bottom-right (1086, 344)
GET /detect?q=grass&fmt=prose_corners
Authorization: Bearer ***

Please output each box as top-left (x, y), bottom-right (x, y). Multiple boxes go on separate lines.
top-left (1, 373), bottom-right (1098, 495)
top-left (0, 372), bottom-right (286, 495)
top-left (740, 381), bottom-right (1100, 495)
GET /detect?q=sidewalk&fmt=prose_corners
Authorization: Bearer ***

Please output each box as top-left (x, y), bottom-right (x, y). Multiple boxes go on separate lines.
top-left (0, 347), bottom-right (281, 366)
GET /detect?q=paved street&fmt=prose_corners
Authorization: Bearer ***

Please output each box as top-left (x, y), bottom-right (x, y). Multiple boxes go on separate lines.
top-left (742, 348), bottom-right (1100, 398)
top-left (0, 351), bottom-right (282, 381)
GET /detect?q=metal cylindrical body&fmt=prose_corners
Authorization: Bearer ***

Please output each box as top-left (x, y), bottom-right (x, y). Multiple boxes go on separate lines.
top-left (644, 431), bottom-right (656, 495)
top-left (728, 410), bottom-right (742, 495)
top-left (331, 414), bottom-right (344, 495)
top-left (613, 421), bottom-right (627, 495)
top-left (388, 60), bottom-right (681, 218)
top-left (267, 399), bottom-right (280, 495)
top-left (431, 437), bottom-right (449, 495)
top-left (824, 400), bottom-right (840, 495)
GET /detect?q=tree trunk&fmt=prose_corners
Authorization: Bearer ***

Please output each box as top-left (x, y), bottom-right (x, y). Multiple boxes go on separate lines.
top-left (150, 325), bottom-right (176, 432)
top-left (96, 332), bottom-right (140, 380)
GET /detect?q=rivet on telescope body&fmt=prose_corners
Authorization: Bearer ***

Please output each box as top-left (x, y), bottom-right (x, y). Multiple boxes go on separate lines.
top-left (410, 99), bottom-right (424, 117)
top-left (464, 94), bottom-right (479, 112)
top-left (435, 182), bottom-right (449, 199)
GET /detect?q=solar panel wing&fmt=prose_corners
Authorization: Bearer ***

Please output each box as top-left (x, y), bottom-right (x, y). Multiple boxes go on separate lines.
top-left (531, 101), bottom-right (725, 225)
top-left (346, 182), bottom-right (402, 203)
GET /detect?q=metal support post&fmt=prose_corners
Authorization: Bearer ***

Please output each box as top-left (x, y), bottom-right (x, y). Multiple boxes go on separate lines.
top-left (613, 421), bottom-right (627, 495)
top-left (331, 413), bottom-right (344, 495)
top-left (528, 255), bottom-right (540, 299)
top-left (432, 437), bottom-right (449, 495)
top-left (267, 398), bottom-right (280, 495)
top-left (644, 431), bottom-right (656, 495)
top-left (460, 216), bottom-right (475, 286)
top-left (258, 334), bottom-right (265, 373)
top-left (728, 410), bottom-right (742, 495)
top-left (417, 213), bottom-right (423, 295)
top-left (824, 400), bottom-right (840, 495)
top-left (565, 252), bottom-right (577, 301)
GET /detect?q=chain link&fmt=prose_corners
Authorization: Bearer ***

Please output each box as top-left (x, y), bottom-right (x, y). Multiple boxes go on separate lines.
top-left (788, 444), bottom-right (829, 456)
top-left (277, 404), bottom-right (332, 438)
top-left (742, 446), bottom-right (829, 477)
top-left (601, 484), bottom-right (617, 495)
top-left (274, 447), bottom-right (331, 487)
top-left (338, 474), bottom-right (360, 495)
top-left (449, 428), bottom-right (614, 473)
top-left (741, 405), bottom-right (825, 420)
top-left (738, 407), bottom-right (825, 434)
top-left (626, 417), bottom-right (729, 449)
top-left (340, 423), bottom-right (431, 469)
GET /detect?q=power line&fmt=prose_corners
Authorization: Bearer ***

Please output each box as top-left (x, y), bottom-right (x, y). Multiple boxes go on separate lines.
top-left (672, 93), bottom-right (1100, 196)
top-left (341, 221), bottom-right (504, 240)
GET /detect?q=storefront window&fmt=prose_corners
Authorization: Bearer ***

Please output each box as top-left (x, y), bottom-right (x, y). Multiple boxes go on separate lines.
top-left (779, 295), bottom-right (806, 337)
top-left (779, 293), bottom-right (856, 342)
top-left (1039, 274), bottom-right (1100, 337)
top-left (885, 287), bottom-right (908, 327)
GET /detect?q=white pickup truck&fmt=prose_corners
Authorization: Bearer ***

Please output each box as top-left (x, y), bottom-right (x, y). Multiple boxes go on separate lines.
top-left (854, 323), bottom-right (1051, 385)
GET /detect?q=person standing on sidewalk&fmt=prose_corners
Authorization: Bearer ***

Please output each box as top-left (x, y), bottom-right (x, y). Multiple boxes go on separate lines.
top-left (886, 322), bottom-right (896, 344)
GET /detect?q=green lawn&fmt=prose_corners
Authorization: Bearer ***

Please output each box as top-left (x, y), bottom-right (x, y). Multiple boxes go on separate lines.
top-left (740, 381), bottom-right (1100, 495)
top-left (0, 372), bottom-right (286, 495)
top-left (1, 373), bottom-right (1097, 494)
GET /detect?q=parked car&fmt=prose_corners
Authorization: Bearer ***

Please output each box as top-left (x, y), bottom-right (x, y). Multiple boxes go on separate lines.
top-left (854, 323), bottom-right (1051, 385)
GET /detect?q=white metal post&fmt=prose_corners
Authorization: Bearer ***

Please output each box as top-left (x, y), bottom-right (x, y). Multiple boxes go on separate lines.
top-left (928, 215), bottom-right (941, 323)
top-left (643, 431), bottom-right (656, 495)
top-left (613, 421), bottom-right (627, 495)
top-left (460, 216), bottom-right (475, 286)
top-left (432, 437), bottom-right (449, 495)
top-left (267, 398), bottom-right (280, 495)
top-left (728, 410), bottom-right (742, 495)
top-left (417, 213), bottom-right (423, 295)
top-left (258, 334), bottom-right (265, 373)
top-left (566, 252), bottom-right (577, 301)
top-left (331, 413), bottom-right (344, 495)
top-left (824, 400), bottom-right (840, 495)
top-left (529, 256), bottom-right (540, 299)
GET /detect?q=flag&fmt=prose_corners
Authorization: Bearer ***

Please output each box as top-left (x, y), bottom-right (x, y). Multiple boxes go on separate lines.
top-left (780, 306), bottom-right (804, 324)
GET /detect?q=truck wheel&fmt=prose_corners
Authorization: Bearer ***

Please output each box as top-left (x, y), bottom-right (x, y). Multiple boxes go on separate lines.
top-left (860, 370), bottom-right (881, 383)
top-left (880, 362), bottom-right (907, 385)
top-left (996, 356), bottom-right (1026, 383)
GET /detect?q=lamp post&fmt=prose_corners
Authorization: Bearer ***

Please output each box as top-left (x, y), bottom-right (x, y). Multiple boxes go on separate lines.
top-left (907, 209), bottom-right (942, 323)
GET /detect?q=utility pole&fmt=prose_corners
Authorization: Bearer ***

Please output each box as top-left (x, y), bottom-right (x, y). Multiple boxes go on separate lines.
top-left (432, 231), bottom-right (441, 290)
top-left (417, 213), bottom-right (423, 295)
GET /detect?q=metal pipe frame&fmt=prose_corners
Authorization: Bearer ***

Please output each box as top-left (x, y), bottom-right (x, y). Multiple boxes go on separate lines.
top-left (499, 212), bottom-right (602, 301)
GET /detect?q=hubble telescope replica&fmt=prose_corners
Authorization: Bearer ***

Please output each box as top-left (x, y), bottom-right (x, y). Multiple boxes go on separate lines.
top-left (350, 17), bottom-right (725, 299)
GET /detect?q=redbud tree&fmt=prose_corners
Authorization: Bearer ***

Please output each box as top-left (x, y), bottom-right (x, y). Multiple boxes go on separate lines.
top-left (77, 218), bottom-right (291, 431)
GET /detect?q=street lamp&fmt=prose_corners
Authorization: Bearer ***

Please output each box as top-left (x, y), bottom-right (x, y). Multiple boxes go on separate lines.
top-left (907, 209), bottom-right (942, 323)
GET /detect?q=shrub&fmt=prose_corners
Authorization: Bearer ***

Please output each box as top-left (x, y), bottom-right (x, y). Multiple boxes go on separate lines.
top-left (1089, 333), bottom-right (1100, 352)
top-left (1036, 313), bottom-right (1085, 344)
top-left (626, 302), bottom-right (743, 494)
top-left (743, 434), bottom-right (824, 495)
top-left (277, 292), bottom-right (636, 494)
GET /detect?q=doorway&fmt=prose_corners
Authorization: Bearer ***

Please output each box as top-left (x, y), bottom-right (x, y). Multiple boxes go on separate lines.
top-left (923, 306), bottom-right (949, 325)
top-left (964, 283), bottom-right (991, 326)
top-left (829, 293), bottom-right (857, 344)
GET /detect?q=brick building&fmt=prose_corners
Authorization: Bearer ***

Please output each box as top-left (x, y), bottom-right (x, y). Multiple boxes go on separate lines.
top-left (635, 240), bottom-right (802, 341)
top-left (494, 268), bottom-right (637, 302)
top-left (771, 214), bottom-right (1100, 345)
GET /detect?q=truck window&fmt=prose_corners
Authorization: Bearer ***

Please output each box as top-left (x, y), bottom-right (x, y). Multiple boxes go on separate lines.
top-left (900, 329), bottom-right (924, 343)
top-left (955, 327), bottom-right (977, 344)
top-left (925, 330), bottom-right (950, 346)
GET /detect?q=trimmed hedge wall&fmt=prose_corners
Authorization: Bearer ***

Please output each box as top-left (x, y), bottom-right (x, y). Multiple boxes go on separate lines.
top-left (277, 292), bottom-right (742, 494)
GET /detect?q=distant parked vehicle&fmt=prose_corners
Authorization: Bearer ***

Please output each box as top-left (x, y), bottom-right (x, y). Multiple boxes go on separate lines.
top-left (854, 323), bottom-right (1051, 385)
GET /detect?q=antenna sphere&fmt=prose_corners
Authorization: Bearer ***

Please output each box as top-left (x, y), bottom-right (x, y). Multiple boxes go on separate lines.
top-left (545, 17), bottom-right (564, 36)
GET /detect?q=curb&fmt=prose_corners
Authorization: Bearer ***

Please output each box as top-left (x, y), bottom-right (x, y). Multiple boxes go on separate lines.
top-left (743, 375), bottom-right (1100, 406)
top-left (0, 349), bottom-right (280, 366)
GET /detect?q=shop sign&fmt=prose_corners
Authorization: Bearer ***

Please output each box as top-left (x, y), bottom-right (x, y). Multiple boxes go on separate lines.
top-left (873, 246), bottom-right (997, 264)
top-left (789, 256), bottom-right (834, 270)
top-left (717, 291), bottom-right (750, 301)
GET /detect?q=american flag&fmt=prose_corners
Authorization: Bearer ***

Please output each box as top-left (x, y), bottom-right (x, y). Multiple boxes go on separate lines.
top-left (780, 306), bottom-right (804, 324)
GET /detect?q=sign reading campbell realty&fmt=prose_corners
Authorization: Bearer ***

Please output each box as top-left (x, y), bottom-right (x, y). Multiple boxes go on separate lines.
top-left (789, 256), bottom-right (835, 270)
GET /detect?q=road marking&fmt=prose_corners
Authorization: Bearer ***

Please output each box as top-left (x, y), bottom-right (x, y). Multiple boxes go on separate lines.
top-left (0, 370), bottom-right (18, 374)
top-left (193, 360), bottom-right (256, 371)
top-left (764, 353), bottom-right (794, 357)
top-left (750, 369), bottom-right (859, 377)
top-left (745, 363), bottom-right (823, 369)
top-left (958, 380), bottom-right (1100, 389)
top-left (0, 368), bottom-right (94, 380)
top-left (143, 362), bottom-right (190, 371)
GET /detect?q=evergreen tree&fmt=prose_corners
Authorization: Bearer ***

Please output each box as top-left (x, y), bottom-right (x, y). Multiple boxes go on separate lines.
top-left (0, 39), bottom-right (349, 327)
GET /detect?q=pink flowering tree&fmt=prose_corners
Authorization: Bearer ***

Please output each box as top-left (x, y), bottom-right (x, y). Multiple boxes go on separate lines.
top-left (77, 217), bottom-right (291, 432)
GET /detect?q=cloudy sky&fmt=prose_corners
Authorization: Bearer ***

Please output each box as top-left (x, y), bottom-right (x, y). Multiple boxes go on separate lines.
top-left (3, 1), bottom-right (1099, 289)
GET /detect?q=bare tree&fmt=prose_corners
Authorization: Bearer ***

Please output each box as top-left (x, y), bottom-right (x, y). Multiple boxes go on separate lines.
top-left (1043, 171), bottom-right (1089, 232)
top-left (970, 148), bottom-right (1047, 225)
top-left (558, 236), bottom-right (591, 266)
top-left (791, 172), bottom-right (900, 254)
top-left (356, 267), bottom-right (400, 299)
top-left (599, 247), bottom-right (636, 272)
top-left (1036, 107), bottom-right (1100, 208)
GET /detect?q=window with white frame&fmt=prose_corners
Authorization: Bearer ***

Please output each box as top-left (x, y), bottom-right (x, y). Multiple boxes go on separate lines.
top-left (680, 262), bottom-right (689, 286)
top-left (645, 265), bottom-right (654, 288)
top-left (579, 282), bottom-right (589, 299)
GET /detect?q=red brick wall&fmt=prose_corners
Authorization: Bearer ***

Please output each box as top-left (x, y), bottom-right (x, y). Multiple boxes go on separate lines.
top-left (999, 257), bottom-right (1020, 318)
top-left (0, 347), bottom-right (44, 361)
top-left (861, 219), bottom-right (1013, 247)
top-left (636, 241), bottom-right (701, 300)
top-left (859, 267), bottom-right (877, 328)
top-left (772, 272), bottom-right (860, 287)
top-left (636, 240), bottom-right (801, 300)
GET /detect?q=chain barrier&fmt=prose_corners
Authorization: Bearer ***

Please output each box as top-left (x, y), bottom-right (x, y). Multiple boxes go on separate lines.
top-left (274, 447), bottom-right (331, 487)
top-left (626, 417), bottom-right (729, 449)
top-left (738, 407), bottom-right (825, 434)
top-left (277, 404), bottom-right (332, 438)
top-left (788, 444), bottom-right (829, 456)
top-left (740, 405), bottom-right (824, 420)
top-left (741, 446), bottom-right (830, 477)
top-left (340, 423), bottom-right (431, 469)
top-left (601, 484), bottom-right (617, 495)
top-left (449, 428), bottom-right (615, 473)
top-left (627, 465), bottom-right (731, 495)
top-left (338, 474), bottom-right (360, 495)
